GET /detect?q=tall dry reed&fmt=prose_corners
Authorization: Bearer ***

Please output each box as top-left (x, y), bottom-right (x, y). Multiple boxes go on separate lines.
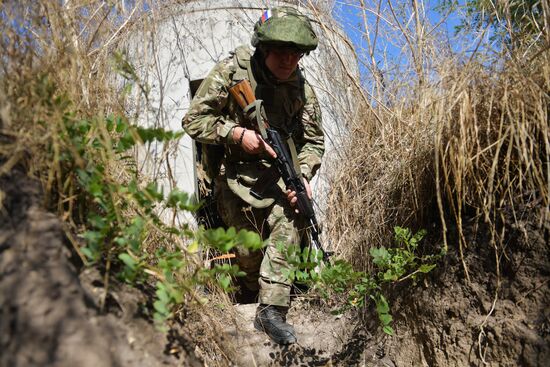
top-left (322, 1), bottom-right (549, 277)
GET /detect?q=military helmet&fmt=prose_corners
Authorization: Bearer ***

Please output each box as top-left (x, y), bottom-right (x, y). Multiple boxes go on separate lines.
top-left (251, 7), bottom-right (318, 52)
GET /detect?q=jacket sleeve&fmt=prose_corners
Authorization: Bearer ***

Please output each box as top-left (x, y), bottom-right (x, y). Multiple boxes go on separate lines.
top-left (297, 80), bottom-right (325, 181)
top-left (182, 58), bottom-right (238, 145)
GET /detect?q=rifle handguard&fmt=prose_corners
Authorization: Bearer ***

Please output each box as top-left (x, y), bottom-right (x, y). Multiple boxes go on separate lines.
top-left (229, 80), bottom-right (268, 137)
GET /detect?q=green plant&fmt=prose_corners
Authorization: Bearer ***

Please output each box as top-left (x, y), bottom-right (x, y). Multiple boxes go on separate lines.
top-left (370, 227), bottom-right (437, 283)
top-left (277, 243), bottom-right (324, 284)
top-left (281, 227), bottom-right (441, 335)
top-left (53, 108), bottom-right (265, 329)
top-left (151, 226), bottom-right (264, 328)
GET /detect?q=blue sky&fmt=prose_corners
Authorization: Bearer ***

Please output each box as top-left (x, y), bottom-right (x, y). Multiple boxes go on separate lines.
top-left (330, 1), bottom-right (470, 84)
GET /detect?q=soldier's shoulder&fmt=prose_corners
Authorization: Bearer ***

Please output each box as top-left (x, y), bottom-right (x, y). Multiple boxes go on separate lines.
top-left (232, 44), bottom-right (253, 57)
top-left (302, 77), bottom-right (318, 101)
top-left (218, 45), bottom-right (252, 67)
top-left (205, 46), bottom-right (253, 83)
top-left (214, 55), bottom-right (237, 73)
top-left (202, 55), bottom-right (237, 86)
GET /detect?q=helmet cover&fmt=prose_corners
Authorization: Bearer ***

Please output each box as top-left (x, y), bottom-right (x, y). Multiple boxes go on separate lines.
top-left (251, 6), bottom-right (318, 52)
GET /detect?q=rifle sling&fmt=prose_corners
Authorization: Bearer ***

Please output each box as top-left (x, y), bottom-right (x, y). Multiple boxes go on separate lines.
top-left (286, 137), bottom-right (302, 176)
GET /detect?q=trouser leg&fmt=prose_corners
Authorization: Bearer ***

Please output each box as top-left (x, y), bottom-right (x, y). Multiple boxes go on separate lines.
top-left (259, 199), bottom-right (304, 307)
top-left (216, 177), bottom-right (305, 306)
top-left (216, 178), bottom-right (266, 292)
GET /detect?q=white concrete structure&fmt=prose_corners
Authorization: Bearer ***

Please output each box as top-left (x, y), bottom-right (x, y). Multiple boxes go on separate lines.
top-left (122, 0), bottom-right (358, 225)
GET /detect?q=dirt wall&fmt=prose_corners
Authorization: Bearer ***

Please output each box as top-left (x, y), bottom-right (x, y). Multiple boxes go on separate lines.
top-left (385, 208), bottom-right (550, 366)
top-left (0, 166), bottom-right (201, 367)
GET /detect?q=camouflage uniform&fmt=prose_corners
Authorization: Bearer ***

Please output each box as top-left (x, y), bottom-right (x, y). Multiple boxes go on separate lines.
top-left (182, 45), bottom-right (324, 307)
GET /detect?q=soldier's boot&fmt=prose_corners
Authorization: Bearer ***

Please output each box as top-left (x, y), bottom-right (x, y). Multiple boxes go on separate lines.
top-left (254, 304), bottom-right (297, 345)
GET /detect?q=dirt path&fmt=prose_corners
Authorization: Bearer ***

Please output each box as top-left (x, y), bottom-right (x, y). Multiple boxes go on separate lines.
top-left (219, 302), bottom-right (393, 366)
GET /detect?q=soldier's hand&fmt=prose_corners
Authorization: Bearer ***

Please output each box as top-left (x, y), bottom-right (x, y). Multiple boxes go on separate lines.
top-left (286, 178), bottom-right (312, 213)
top-left (234, 127), bottom-right (276, 158)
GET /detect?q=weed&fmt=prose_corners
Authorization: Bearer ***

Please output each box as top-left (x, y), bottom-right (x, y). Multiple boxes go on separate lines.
top-left (52, 108), bottom-right (264, 328)
top-left (282, 226), bottom-right (440, 335)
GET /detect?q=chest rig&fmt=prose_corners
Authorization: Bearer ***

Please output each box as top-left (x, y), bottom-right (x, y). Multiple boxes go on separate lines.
top-left (224, 46), bottom-right (306, 208)
top-left (232, 46), bottom-right (305, 141)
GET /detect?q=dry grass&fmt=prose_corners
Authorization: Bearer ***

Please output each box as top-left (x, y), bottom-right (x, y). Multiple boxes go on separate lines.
top-left (323, 1), bottom-right (549, 279)
top-left (0, 1), bottom-right (132, 208)
top-left (0, 1), bottom-right (235, 364)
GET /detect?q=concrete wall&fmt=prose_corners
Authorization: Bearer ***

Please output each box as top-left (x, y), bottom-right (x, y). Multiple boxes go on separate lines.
top-left (122, 0), bottom-right (358, 225)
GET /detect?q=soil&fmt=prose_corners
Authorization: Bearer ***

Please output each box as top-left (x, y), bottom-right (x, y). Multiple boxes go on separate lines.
top-left (0, 166), bottom-right (390, 367)
top-left (0, 166), bottom-right (201, 367)
top-left (220, 301), bottom-right (393, 367)
top-left (384, 208), bottom-right (550, 366)
top-left (2, 164), bottom-right (548, 366)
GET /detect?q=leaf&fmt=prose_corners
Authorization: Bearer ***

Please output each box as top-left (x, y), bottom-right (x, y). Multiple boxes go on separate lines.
top-left (383, 325), bottom-right (394, 335)
top-left (418, 264), bottom-right (436, 273)
top-left (153, 300), bottom-right (169, 316)
top-left (170, 289), bottom-right (184, 304)
top-left (296, 270), bottom-right (307, 282)
top-left (394, 226), bottom-right (411, 245)
top-left (115, 116), bottom-right (127, 133)
top-left (370, 246), bottom-right (389, 266)
top-left (379, 313), bottom-right (393, 325)
top-left (383, 270), bottom-right (398, 281)
top-left (114, 236), bottom-right (128, 247)
top-left (226, 226), bottom-right (236, 238)
top-left (376, 294), bottom-right (390, 314)
top-left (187, 241), bottom-right (199, 253)
top-left (281, 269), bottom-right (295, 282)
top-left (204, 227), bottom-right (235, 251)
top-left (156, 287), bottom-right (170, 303)
top-left (145, 182), bottom-right (164, 202)
top-left (118, 253), bottom-right (137, 269)
top-left (236, 229), bottom-right (263, 250)
top-left (166, 190), bottom-right (201, 211)
top-left (81, 247), bottom-right (96, 261)
top-left (218, 275), bottom-right (231, 290)
top-left (411, 229), bottom-right (427, 248)
top-left (83, 230), bottom-right (103, 244)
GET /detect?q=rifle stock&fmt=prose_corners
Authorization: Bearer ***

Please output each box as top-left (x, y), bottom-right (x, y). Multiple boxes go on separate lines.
top-left (229, 80), bottom-right (257, 110)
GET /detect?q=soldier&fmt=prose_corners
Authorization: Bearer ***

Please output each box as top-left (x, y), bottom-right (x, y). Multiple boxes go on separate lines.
top-left (182, 7), bottom-right (324, 345)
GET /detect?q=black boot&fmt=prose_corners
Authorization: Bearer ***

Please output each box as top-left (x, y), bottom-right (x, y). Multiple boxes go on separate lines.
top-left (254, 304), bottom-right (297, 345)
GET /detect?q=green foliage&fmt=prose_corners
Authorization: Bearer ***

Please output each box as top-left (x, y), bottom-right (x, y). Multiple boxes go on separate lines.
top-left (277, 243), bottom-right (323, 284)
top-left (199, 226), bottom-right (264, 253)
top-left (370, 227), bottom-right (434, 282)
top-left (374, 294), bottom-right (394, 335)
top-left (54, 108), bottom-right (263, 329)
top-left (281, 227), bottom-right (441, 335)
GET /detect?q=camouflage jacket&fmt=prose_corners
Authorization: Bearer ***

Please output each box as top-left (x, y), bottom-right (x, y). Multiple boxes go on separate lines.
top-left (182, 46), bottom-right (324, 208)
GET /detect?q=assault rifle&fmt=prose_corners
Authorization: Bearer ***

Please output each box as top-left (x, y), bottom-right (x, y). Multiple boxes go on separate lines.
top-left (229, 80), bottom-right (331, 265)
